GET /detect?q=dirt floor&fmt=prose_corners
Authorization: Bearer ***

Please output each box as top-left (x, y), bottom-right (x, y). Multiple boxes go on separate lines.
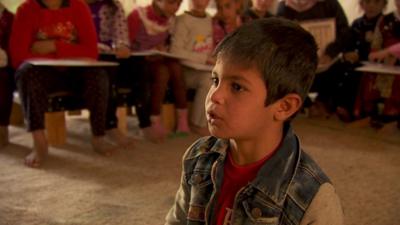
top-left (0, 113), bottom-right (399, 225)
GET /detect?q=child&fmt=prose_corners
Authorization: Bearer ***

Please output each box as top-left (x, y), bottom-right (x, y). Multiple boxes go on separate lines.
top-left (170, 0), bottom-right (214, 135)
top-left (128, 0), bottom-right (189, 141)
top-left (85, 0), bottom-right (139, 147)
top-left (165, 18), bottom-right (343, 225)
top-left (10, 0), bottom-right (113, 167)
top-left (277, 0), bottom-right (350, 118)
top-left (364, 0), bottom-right (400, 125)
top-left (213, 0), bottom-right (242, 47)
top-left (0, 2), bottom-right (13, 148)
top-left (241, 0), bottom-right (274, 23)
top-left (339, 0), bottom-right (387, 120)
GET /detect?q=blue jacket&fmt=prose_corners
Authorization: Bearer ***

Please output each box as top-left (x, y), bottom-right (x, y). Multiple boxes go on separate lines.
top-left (165, 126), bottom-right (331, 225)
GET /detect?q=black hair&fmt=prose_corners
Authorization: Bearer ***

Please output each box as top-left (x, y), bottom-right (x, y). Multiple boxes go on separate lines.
top-left (213, 18), bottom-right (318, 106)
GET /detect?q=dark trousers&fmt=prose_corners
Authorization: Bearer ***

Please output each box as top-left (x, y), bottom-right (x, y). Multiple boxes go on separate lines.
top-left (0, 67), bottom-right (14, 126)
top-left (15, 63), bottom-right (109, 136)
top-left (100, 55), bottom-right (151, 129)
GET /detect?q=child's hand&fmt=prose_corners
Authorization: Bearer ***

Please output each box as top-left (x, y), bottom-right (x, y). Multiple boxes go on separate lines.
top-left (155, 44), bottom-right (167, 52)
top-left (31, 40), bottom-right (56, 55)
top-left (115, 46), bottom-right (131, 59)
top-left (318, 54), bottom-right (333, 65)
top-left (369, 49), bottom-right (389, 63)
top-left (343, 51), bottom-right (359, 64)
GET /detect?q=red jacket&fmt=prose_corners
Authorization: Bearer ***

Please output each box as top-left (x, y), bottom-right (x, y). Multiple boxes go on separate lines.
top-left (9, 0), bottom-right (98, 68)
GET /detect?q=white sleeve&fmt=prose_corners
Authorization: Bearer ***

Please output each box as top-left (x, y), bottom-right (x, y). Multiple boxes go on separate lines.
top-left (0, 48), bottom-right (7, 68)
top-left (300, 183), bottom-right (344, 225)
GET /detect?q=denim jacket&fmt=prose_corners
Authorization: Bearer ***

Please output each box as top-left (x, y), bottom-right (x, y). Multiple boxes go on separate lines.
top-left (165, 126), bottom-right (331, 225)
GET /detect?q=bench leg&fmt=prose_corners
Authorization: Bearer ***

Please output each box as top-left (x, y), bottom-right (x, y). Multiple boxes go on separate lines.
top-left (45, 111), bottom-right (66, 146)
top-left (10, 102), bottom-right (25, 126)
top-left (161, 103), bottom-right (176, 133)
top-left (116, 106), bottom-right (128, 135)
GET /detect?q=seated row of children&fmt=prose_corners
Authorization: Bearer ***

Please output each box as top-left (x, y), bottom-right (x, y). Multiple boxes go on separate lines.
top-left (0, 0), bottom-right (275, 168)
top-left (1, 0), bottom-right (399, 169)
top-left (284, 0), bottom-right (400, 128)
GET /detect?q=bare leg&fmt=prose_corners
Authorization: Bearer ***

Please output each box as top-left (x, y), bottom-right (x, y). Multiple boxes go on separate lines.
top-left (0, 126), bottom-right (9, 148)
top-left (25, 130), bottom-right (48, 168)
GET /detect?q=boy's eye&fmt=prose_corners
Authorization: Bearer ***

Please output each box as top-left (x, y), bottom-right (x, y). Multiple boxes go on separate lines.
top-left (231, 82), bottom-right (244, 92)
top-left (211, 77), bottom-right (219, 86)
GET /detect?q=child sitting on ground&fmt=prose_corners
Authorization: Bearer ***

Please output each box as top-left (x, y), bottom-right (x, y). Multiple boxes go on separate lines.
top-left (170, 0), bottom-right (214, 136)
top-left (128, 0), bottom-right (189, 141)
top-left (165, 18), bottom-right (343, 225)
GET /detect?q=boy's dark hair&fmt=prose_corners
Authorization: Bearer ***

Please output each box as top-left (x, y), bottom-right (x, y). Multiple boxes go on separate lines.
top-left (213, 18), bottom-right (318, 106)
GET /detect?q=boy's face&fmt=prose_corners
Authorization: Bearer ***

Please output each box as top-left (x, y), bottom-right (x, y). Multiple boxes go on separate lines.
top-left (205, 58), bottom-right (277, 139)
top-left (216, 0), bottom-right (238, 23)
top-left (360, 0), bottom-right (386, 18)
top-left (191, 0), bottom-right (210, 12)
top-left (251, 0), bottom-right (273, 13)
top-left (156, 0), bottom-right (182, 17)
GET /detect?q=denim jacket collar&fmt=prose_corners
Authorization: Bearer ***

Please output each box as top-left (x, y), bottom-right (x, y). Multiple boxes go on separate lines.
top-left (208, 124), bottom-right (300, 205)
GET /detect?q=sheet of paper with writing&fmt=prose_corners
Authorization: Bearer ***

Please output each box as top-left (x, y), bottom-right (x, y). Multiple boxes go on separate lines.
top-left (300, 18), bottom-right (336, 57)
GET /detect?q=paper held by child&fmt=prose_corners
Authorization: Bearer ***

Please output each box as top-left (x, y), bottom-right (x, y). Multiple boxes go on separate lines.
top-left (181, 61), bottom-right (214, 71)
top-left (26, 59), bottom-right (119, 67)
top-left (356, 61), bottom-right (400, 75)
top-left (130, 50), bottom-right (186, 59)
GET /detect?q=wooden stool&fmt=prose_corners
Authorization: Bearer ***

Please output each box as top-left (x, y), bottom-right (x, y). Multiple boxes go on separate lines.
top-left (45, 111), bottom-right (66, 146)
top-left (161, 103), bottom-right (176, 132)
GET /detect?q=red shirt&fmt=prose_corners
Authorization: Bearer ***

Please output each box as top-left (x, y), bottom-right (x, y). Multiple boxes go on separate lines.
top-left (215, 149), bottom-right (276, 225)
top-left (9, 0), bottom-right (98, 68)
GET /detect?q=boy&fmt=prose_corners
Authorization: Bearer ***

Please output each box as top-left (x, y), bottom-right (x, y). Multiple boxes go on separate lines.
top-left (165, 18), bottom-right (343, 225)
top-left (170, 0), bottom-right (214, 135)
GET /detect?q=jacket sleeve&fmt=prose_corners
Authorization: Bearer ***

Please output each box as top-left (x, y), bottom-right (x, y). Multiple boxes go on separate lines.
top-left (9, 2), bottom-right (40, 68)
top-left (165, 146), bottom-right (195, 225)
top-left (55, 0), bottom-right (98, 59)
top-left (164, 171), bottom-right (190, 225)
top-left (299, 183), bottom-right (344, 225)
top-left (170, 16), bottom-right (208, 64)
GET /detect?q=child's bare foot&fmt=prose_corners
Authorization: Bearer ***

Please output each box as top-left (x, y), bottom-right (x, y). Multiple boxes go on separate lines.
top-left (106, 128), bottom-right (136, 149)
top-left (25, 130), bottom-right (48, 168)
top-left (147, 116), bottom-right (168, 143)
top-left (176, 109), bottom-right (190, 133)
top-left (91, 136), bottom-right (118, 157)
top-left (0, 126), bottom-right (9, 149)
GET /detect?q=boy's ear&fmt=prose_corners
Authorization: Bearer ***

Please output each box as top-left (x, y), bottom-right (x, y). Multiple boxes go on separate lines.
top-left (273, 94), bottom-right (302, 121)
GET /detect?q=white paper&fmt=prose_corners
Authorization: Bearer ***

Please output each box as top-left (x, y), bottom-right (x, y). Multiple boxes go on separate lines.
top-left (356, 61), bottom-right (400, 76)
top-left (182, 61), bottom-right (214, 72)
top-left (26, 59), bottom-right (119, 67)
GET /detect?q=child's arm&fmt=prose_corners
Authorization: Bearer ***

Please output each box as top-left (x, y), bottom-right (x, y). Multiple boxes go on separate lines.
top-left (300, 183), bottom-right (343, 225)
top-left (111, 0), bottom-right (131, 58)
top-left (170, 16), bottom-right (209, 64)
top-left (55, 1), bottom-right (98, 59)
top-left (164, 171), bottom-right (190, 225)
top-left (9, 2), bottom-right (39, 68)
